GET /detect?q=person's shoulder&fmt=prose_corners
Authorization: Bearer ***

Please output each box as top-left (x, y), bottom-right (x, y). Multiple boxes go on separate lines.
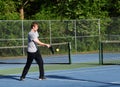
top-left (28, 31), bottom-right (34, 36)
top-left (29, 31), bottom-right (34, 34)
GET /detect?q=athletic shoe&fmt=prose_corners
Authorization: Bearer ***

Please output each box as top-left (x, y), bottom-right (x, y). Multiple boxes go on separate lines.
top-left (20, 77), bottom-right (25, 81)
top-left (38, 77), bottom-right (46, 80)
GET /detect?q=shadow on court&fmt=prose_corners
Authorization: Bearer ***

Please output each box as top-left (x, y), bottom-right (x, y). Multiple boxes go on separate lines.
top-left (46, 75), bottom-right (120, 86)
top-left (0, 62), bottom-right (26, 64)
top-left (0, 75), bottom-right (20, 81)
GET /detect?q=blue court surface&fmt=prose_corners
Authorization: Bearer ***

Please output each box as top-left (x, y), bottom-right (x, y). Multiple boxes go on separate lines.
top-left (0, 54), bottom-right (120, 87)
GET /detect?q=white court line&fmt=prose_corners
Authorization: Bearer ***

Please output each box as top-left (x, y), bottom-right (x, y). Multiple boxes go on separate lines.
top-left (110, 81), bottom-right (120, 84)
top-left (29, 66), bottom-right (120, 79)
top-left (47, 78), bottom-right (120, 85)
top-left (45, 66), bottom-right (120, 75)
top-left (28, 66), bottom-right (120, 77)
top-left (47, 78), bottom-right (87, 83)
top-left (17, 66), bottom-right (120, 85)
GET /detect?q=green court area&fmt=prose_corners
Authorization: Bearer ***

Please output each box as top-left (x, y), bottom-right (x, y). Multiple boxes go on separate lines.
top-left (0, 63), bottom-right (100, 75)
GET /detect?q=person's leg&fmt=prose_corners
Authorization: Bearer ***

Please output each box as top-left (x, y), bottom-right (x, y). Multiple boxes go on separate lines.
top-left (20, 52), bottom-right (34, 80)
top-left (35, 50), bottom-right (45, 79)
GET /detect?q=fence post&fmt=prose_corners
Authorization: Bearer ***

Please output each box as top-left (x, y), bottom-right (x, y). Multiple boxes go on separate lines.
top-left (68, 42), bottom-right (72, 64)
top-left (99, 41), bottom-right (103, 65)
top-left (21, 20), bottom-right (25, 56)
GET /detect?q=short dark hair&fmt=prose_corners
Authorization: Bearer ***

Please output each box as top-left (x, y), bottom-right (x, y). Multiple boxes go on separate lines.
top-left (31, 22), bottom-right (39, 28)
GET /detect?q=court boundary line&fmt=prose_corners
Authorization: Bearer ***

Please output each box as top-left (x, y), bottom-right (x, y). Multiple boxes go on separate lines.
top-left (44, 65), bottom-right (120, 75)
top-left (47, 78), bottom-right (120, 85)
top-left (1, 65), bottom-right (120, 85)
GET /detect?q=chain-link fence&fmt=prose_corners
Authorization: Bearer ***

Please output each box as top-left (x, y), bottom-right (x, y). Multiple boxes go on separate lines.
top-left (0, 19), bottom-right (119, 57)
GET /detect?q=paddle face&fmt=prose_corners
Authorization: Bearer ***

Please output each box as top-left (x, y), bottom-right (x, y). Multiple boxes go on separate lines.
top-left (49, 46), bottom-right (54, 54)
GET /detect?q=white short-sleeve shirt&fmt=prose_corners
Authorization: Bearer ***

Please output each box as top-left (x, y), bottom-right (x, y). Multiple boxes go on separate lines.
top-left (27, 31), bottom-right (39, 52)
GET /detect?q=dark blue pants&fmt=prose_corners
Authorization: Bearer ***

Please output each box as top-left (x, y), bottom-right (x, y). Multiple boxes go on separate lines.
top-left (21, 50), bottom-right (44, 78)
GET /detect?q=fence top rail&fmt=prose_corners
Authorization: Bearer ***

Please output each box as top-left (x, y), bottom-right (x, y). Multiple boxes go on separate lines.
top-left (101, 40), bottom-right (120, 43)
top-left (0, 19), bottom-right (100, 22)
top-left (0, 46), bottom-right (27, 49)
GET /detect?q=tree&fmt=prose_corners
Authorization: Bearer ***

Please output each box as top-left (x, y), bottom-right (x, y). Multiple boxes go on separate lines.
top-left (106, 0), bottom-right (120, 17)
top-left (0, 0), bottom-right (120, 20)
top-left (14, 0), bottom-right (29, 20)
top-left (14, 0), bottom-right (38, 20)
top-left (0, 0), bottom-right (19, 20)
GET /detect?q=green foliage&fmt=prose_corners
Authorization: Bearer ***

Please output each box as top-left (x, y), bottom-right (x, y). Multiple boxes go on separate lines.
top-left (0, 0), bottom-right (19, 20)
top-left (31, 9), bottom-right (61, 20)
top-left (0, 0), bottom-right (120, 19)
